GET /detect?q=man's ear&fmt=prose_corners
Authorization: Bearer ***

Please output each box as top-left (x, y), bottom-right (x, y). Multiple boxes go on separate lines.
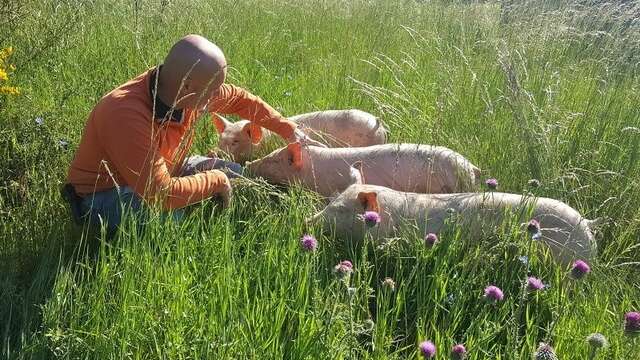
top-left (242, 122), bottom-right (263, 145)
top-left (212, 114), bottom-right (231, 134)
top-left (357, 191), bottom-right (380, 213)
top-left (287, 142), bottom-right (303, 170)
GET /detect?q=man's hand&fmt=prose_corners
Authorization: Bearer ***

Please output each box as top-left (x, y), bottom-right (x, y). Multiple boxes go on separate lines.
top-left (212, 171), bottom-right (232, 209)
top-left (290, 127), bottom-right (327, 148)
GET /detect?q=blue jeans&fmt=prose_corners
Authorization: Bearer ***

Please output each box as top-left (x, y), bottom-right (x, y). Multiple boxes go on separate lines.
top-left (79, 156), bottom-right (243, 237)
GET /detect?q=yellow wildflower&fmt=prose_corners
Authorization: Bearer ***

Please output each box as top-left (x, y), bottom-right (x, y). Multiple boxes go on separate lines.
top-left (0, 68), bottom-right (7, 81)
top-left (0, 86), bottom-right (20, 95)
top-left (0, 46), bottom-right (13, 59)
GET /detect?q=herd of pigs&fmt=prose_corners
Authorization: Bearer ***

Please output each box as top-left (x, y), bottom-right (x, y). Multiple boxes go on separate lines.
top-left (212, 109), bottom-right (598, 266)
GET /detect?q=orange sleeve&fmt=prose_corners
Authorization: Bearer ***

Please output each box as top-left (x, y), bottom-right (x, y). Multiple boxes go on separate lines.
top-left (100, 108), bottom-right (230, 210)
top-left (208, 84), bottom-right (296, 140)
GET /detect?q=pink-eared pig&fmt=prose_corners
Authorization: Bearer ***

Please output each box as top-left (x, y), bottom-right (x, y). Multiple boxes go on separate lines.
top-left (245, 142), bottom-right (481, 197)
top-left (308, 183), bottom-right (598, 265)
top-left (212, 109), bottom-right (387, 162)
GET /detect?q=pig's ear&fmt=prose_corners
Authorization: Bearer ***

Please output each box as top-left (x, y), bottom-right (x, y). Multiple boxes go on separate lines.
top-left (212, 114), bottom-right (231, 134)
top-left (349, 161), bottom-right (365, 185)
top-left (357, 191), bottom-right (380, 213)
top-left (287, 142), bottom-right (303, 170)
top-left (242, 122), bottom-right (263, 144)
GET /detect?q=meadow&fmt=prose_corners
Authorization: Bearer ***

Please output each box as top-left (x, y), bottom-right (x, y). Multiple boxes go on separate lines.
top-left (1, 0), bottom-right (639, 358)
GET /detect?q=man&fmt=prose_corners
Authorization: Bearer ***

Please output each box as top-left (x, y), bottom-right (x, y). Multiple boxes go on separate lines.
top-left (63, 34), bottom-right (323, 236)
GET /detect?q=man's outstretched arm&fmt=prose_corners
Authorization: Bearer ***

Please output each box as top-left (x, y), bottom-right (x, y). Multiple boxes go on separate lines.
top-left (208, 84), bottom-right (326, 146)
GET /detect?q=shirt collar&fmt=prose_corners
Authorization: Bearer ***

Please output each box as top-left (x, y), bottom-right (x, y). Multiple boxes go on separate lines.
top-left (149, 65), bottom-right (184, 124)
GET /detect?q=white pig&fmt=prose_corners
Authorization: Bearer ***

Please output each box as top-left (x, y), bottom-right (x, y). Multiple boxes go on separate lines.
top-left (246, 142), bottom-right (481, 197)
top-left (308, 183), bottom-right (599, 266)
top-left (212, 109), bottom-right (387, 162)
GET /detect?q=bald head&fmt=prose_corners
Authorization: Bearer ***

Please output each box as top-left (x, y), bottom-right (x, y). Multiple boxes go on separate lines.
top-left (158, 35), bottom-right (227, 110)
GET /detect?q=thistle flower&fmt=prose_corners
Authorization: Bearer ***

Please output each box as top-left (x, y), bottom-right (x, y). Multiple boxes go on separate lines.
top-left (300, 234), bottom-right (317, 252)
top-left (569, 260), bottom-right (590, 280)
top-left (527, 219), bottom-right (541, 237)
top-left (451, 343), bottom-right (467, 359)
top-left (334, 260), bottom-right (353, 278)
top-left (527, 277), bottom-right (545, 292)
top-left (425, 233), bottom-right (438, 248)
top-left (485, 178), bottom-right (498, 190)
top-left (533, 342), bottom-right (558, 360)
top-left (528, 179), bottom-right (541, 188)
top-left (362, 211), bottom-right (381, 227)
top-left (624, 311), bottom-right (640, 334)
top-left (483, 285), bottom-right (504, 303)
top-left (419, 340), bottom-right (436, 359)
top-left (586, 333), bottom-right (608, 349)
top-left (382, 277), bottom-right (396, 291)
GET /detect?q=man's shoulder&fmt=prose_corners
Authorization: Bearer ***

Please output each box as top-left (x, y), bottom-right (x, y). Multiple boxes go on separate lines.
top-left (94, 70), bottom-right (153, 123)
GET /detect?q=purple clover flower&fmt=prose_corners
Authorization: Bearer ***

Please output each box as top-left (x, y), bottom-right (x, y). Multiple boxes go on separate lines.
top-left (534, 342), bottom-right (558, 360)
top-left (485, 178), bottom-right (498, 190)
top-left (419, 340), bottom-right (436, 359)
top-left (570, 260), bottom-right (591, 280)
top-left (527, 277), bottom-right (545, 292)
top-left (334, 260), bottom-right (353, 278)
top-left (425, 233), bottom-right (438, 248)
top-left (451, 344), bottom-right (467, 359)
top-left (363, 211), bottom-right (381, 227)
top-left (624, 311), bottom-right (640, 334)
top-left (382, 277), bottom-right (396, 291)
top-left (527, 219), bottom-right (541, 236)
top-left (300, 234), bottom-right (317, 252)
top-left (483, 285), bottom-right (504, 303)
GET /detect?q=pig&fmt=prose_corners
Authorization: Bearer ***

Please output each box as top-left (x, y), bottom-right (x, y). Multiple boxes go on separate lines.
top-left (212, 109), bottom-right (387, 162)
top-left (307, 183), bottom-right (599, 266)
top-left (245, 142), bottom-right (482, 197)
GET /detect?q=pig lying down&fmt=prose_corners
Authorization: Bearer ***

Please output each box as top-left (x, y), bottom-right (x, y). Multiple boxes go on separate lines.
top-left (246, 143), bottom-right (481, 197)
top-left (213, 109), bottom-right (387, 162)
top-left (308, 184), bottom-right (598, 265)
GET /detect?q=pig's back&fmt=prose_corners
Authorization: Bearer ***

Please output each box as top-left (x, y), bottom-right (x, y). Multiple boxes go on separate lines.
top-left (293, 110), bottom-right (385, 147)
top-left (330, 144), bottom-right (473, 193)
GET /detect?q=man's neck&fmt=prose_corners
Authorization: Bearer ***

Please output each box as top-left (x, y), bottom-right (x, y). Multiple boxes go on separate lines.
top-left (156, 68), bottom-right (184, 110)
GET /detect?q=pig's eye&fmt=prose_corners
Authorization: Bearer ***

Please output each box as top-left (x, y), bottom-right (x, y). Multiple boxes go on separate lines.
top-left (288, 154), bottom-right (294, 165)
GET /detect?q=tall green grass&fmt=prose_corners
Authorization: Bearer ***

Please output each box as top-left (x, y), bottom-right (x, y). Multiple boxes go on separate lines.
top-left (1, 0), bottom-right (639, 358)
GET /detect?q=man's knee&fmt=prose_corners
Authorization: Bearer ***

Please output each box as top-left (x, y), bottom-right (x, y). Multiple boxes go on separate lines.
top-left (80, 186), bottom-right (144, 237)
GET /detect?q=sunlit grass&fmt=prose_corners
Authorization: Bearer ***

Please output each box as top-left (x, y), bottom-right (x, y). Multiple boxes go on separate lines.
top-left (1, 0), bottom-right (639, 358)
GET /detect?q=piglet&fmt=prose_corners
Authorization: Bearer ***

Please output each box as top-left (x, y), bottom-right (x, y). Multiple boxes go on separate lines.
top-left (213, 109), bottom-right (387, 162)
top-left (308, 183), bottom-right (599, 266)
top-left (246, 142), bottom-right (481, 197)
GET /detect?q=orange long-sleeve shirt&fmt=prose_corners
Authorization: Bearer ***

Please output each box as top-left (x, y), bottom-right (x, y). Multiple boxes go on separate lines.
top-left (67, 67), bottom-right (295, 209)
